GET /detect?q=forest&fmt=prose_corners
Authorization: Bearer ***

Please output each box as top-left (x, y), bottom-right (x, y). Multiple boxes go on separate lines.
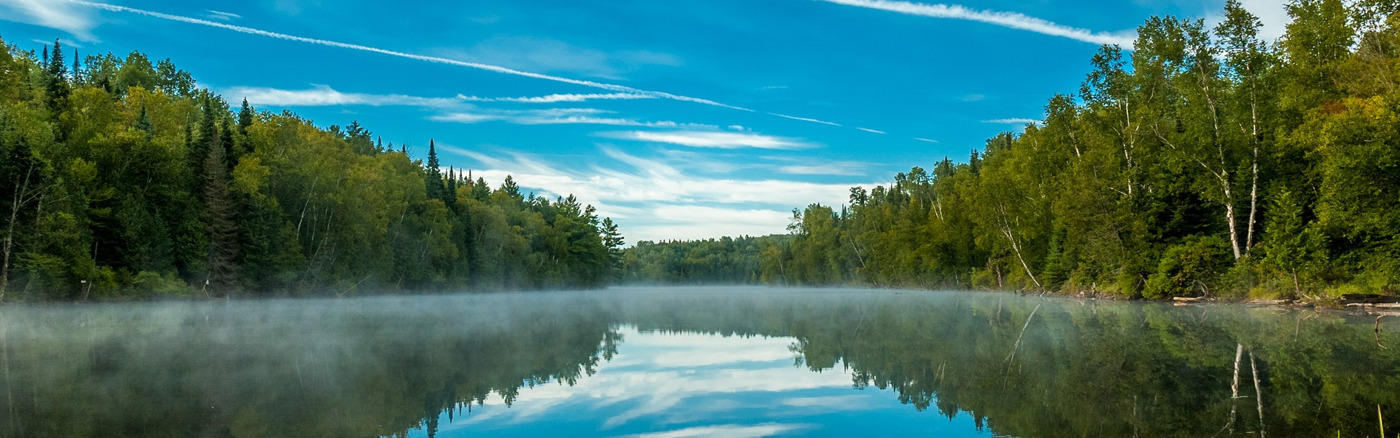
top-left (0, 36), bottom-right (624, 301)
top-left (623, 0), bottom-right (1400, 300)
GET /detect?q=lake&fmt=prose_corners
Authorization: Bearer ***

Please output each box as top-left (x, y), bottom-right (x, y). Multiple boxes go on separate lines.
top-left (1, 287), bottom-right (1397, 437)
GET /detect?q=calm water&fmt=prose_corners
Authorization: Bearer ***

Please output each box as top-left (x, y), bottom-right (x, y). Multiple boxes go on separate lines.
top-left (2, 287), bottom-right (1398, 437)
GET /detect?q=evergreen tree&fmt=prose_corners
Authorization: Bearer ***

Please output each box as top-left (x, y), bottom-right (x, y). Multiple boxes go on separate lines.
top-left (44, 39), bottom-right (68, 115)
top-left (425, 139), bottom-right (446, 203)
top-left (237, 98), bottom-right (253, 135)
top-left (202, 119), bottom-right (238, 296)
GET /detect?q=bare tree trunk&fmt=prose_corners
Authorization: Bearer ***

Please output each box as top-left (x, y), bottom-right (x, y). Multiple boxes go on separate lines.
top-left (1, 164), bottom-right (40, 302)
top-left (997, 203), bottom-right (1042, 289)
top-left (1224, 191), bottom-right (1242, 259)
top-left (1246, 145), bottom-right (1259, 253)
top-left (848, 237), bottom-right (867, 270)
top-left (1154, 131), bottom-right (1242, 259)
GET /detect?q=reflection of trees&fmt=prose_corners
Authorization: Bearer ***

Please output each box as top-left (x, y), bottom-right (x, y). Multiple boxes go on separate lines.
top-left (0, 294), bottom-right (621, 438)
top-left (615, 290), bottom-right (1400, 437)
top-left (2, 290), bottom-right (1398, 437)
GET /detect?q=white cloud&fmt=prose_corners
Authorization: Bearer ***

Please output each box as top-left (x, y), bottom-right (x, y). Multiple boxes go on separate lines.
top-left (206, 10), bottom-right (241, 20)
top-left (815, 0), bottom-right (1137, 47)
top-left (227, 84), bottom-right (459, 107)
top-left (448, 35), bottom-right (683, 80)
top-left (855, 127), bottom-right (886, 135)
top-left (1204, 0), bottom-right (1288, 44)
top-left (982, 118), bottom-right (1042, 125)
top-left (766, 156), bottom-right (870, 176)
top-left (610, 328), bottom-right (799, 368)
top-left (606, 131), bottom-right (810, 150)
top-left (465, 327), bottom-right (851, 429)
top-left (781, 395), bottom-right (874, 409)
top-left (226, 86), bottom-right (686, 127)
top-left (1243, 0), bottom-right (1288, 43)
top-left (457, 92), bottom-right (654, 103)
top-left (439, 147), bottom-right (868, 242)
top-left (617, 424), bottom-right (812, 438)
top-left (777, 165), bottom-right (864, 176)
top-left (31, 38), bottom-right (83, 49)
top-left (432, 109), bottom-right (696, 128)
top-left (768, 112), bottom-right (843, 127)
top-left (60, 0), bottom-right (748, 110)
top-left (913, 137), bottom-right (940, 143)
top-left (0, 0), bottom-right (99, 41)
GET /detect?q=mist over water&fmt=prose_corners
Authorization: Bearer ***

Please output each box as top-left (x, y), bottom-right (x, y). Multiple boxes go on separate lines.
top-left (2, 287), bottom-right (1398, 437)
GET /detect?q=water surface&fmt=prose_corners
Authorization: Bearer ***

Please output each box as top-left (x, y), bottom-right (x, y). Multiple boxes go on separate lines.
top-left (2, 287), bottom-right (1397, 437)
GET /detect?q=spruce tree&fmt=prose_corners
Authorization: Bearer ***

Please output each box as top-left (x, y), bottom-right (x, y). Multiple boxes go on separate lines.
top-left (44, 40), bottom-right (68, 115)
top-left (202, 119), bottom-right (238, 297)
top-left (237, 98), bottom-right (253, 135)
top-left (135, 104), bottom-right (153, 141)
top-left (425, 139), bottom-right (446, 203)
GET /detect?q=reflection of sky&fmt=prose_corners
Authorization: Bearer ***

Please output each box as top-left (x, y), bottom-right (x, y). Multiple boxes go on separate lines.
top-left (409, 326), bottom-right (992, 437)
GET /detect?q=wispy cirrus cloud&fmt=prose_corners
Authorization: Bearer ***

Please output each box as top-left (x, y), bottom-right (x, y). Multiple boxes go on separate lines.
top-left (617, 424), bottom-right (813, 438)
top-left (604, 131), bottom-right (811, 150)
top-left (457, 92), bottom-right (653, 103)
top-left (228, 85), bottom-right (459, 107)
top-left (769, 112), bottom-right (843, 127)
top-left (224, 85), bottom-right (696, 127)
top-left (814, 0), bottom-right (1137, 47)
top-left (764, 155), bottom-right (871, 176)
top-left (855, 127), bottom-right (886, 135)
top-left (913, 137), bottom-right (940, 143)
top-left (982, 117), bottom-right (1042, 125)
top-left (206, 10), bottom-right (241, 20)
top-left (439, 146), bottom-right (868, 241)
top-left (432, 109), bottom-right (700, 128)
top-left (31, 38), bottom-right (83, 48)
top-left (447, 35), bottom-right (682, 80)
top-left (58, 0), bottom-right (749, 110)
top-left (1, 0), bottom-right (99, 41)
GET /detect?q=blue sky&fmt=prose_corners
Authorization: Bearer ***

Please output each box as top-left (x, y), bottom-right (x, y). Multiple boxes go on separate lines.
top-left (0, 0), bottom-right (1287, 242)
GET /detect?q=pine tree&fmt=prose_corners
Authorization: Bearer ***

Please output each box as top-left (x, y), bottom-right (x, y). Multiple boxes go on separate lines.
top-left (71, 49), bottom-right (80, 83)
top-left (425, 139), bottom-right (446, 203)
top-left (220, 118), bottom-right (237, 171)
top-left (135, 104), bottom-right (153, 141)
top-left (237, 98), bottom-right (253, 136)
top-left (202, 119), bottom-right (239, 297)
top-left (44, 40), bottom-right (69, 115)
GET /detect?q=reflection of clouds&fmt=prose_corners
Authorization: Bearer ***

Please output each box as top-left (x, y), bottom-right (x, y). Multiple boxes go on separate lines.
top-left (610, 329), bottom-right (799, 369)
top-left (469, 327), bottom-right (851, 429)
top-left (781, 395), bottom-right (872, 409)
top-left (613, 423), bottom-right (813, 438)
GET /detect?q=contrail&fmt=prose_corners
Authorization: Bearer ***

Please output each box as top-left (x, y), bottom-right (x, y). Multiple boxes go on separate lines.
top-left (769, 112), bottom-right (843, 127)
top-left (61, 0), bottom-right (751, 111)
top-left (61, 1), bottom-right (937, 139)
top-left (815, 0), bottom-right (1137, 47)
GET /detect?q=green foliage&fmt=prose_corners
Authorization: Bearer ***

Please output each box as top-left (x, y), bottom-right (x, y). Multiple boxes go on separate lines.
top-left (621, 236), bottom-right (765, 284)
top-left (0, 35), bottom-right (621, 301)
top-left (1144, 235), bottom-right (1233, 298)
top-left (627, 1), bottom-right (1400, 300)
top-left (1260, 190), bottom-right (1325, 297)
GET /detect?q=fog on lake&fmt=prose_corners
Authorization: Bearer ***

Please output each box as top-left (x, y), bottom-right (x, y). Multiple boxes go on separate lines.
top-left (2, 287), bottom-right (1397, 437)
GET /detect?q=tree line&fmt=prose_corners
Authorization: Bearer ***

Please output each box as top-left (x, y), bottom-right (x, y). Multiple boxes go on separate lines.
top-left (626, 0), bottom-right (1400, 300)
top-left (0, 36), bottom-right (624, 301)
